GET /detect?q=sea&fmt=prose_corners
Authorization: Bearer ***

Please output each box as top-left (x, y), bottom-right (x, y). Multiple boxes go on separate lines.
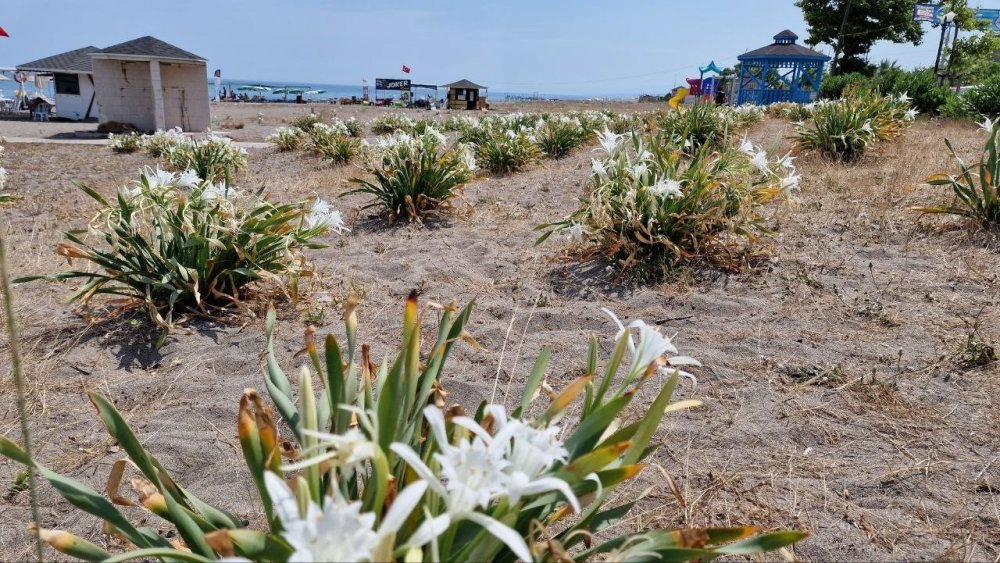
top-left (215, 79), bottom-right (642, 103)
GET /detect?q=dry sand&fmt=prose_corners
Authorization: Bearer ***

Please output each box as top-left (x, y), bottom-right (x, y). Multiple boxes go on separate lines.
top-left (0, 106), bottom-right (998, 561)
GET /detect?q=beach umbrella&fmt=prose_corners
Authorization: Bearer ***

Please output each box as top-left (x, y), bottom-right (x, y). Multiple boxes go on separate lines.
top-left (303, 90), bottom-right (325, 95)
top-left (236, 85), bottom-right (270, 92)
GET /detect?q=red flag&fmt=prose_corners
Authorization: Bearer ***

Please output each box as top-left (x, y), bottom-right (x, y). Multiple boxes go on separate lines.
top-left (0, 26), bottom-right (9, 38)
top-left (402, 65), bottom-right (411, 74)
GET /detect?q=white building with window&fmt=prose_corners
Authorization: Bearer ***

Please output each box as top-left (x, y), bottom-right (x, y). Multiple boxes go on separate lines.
top-left (17, 46), bottom-right (101, 121)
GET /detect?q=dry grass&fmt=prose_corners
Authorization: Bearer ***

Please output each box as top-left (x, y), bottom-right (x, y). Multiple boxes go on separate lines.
top-left (0, 111), bottom-right (998, 561)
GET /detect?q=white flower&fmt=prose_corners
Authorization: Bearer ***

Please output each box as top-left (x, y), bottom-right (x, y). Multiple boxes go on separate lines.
top-left (601, 308), bottom-right (701, 384)
top-left (0, 167), bottom-right (7, 190)
top-left (391, 405), bottom-right (581, 563)
top-left (896, 92), bottom-right (911, 104)
top-left (861, 120), bottom-right (874, 134)
top-left (596, 129), bottom-right (622, 153)
top-left (564, 222), bottom-right (585, 243)
top-left (306, 198), bottom-right (350, 233)
top-left (650, 178), bottom-right (683, 199)
top-left (776, 152), bottom-right (796, 171)
top-left (781, 173), bottom-right (802, 192)
top-left (282, 427), bottom-right (376, 475)
top-left (264, 472), bottom-right (426, 563)
top-left (751, 149), bottom-right (770, 174)
top-left (904, 108), bottom-right (918, 121)
top-left (143, 165), bottom-right (177, 189)
top-left (978, 117), bottom-right (997, 133)
top-left (457, 144), bottom-right (477, 172)
top-left (177, 169), bottom-right (202, 189)
top-left (591, 158), bottom-right (607, 178)
top-left (200, 183), bottom-right (229, 201)
top-left (738, 135), bottom-right (755, 155)
top-left (630, 162), bottom-right (648, 180)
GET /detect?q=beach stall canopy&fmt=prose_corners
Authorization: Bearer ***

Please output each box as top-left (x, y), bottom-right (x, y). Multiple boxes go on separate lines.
top-left (442, 79), bottom-right (487, 110)
top-left (17, 46), bottom-right (100, 120)
top-left (736, 30), bottom-right (830, 106)
top-left (90, 36), bottom-right (210, 131)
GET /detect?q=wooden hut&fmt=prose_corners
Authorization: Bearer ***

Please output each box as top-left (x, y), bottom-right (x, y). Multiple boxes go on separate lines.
top-left (736, 30), bottom-right (830, 105)
top-left (442, 79), bottom-right (487, 110)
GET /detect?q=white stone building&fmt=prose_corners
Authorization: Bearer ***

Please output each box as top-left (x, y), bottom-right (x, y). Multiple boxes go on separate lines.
top-left (17, 46), bottom-right (101, 121)
top-left (90, 36), bottom-right (210, 131)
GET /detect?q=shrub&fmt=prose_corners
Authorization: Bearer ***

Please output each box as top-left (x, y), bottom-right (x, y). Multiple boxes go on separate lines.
top-left (473, 128), bottom-right (540, 174)
top-left (289, 113), bottom-right (322, 131)
top-left (266, 126), bottom-right (305, 151)
top-left (142, 127), bottom-right (186, 157)
top-left (794, 90), bottom-right (914, 162)
top-left (818, 72), bottom-right (871, 99)
top-left (167, 135), bottom-right (248, 184)
top-left (913, 119), bottom-right (1000, 227)
top-left (535, 115), bottom-right (589, 158)
top-left (370, 113), bottom-right (416, 135)
top-left (721, 104), bottom-right (766, 129)
top-left (765, 102), bottom-right (813, 122)
top-left (347, 128), bottom-right (474, 222)
top-left (17, 166), bottom-right (345, 325)
top-left (0, 291), bottom-right (806, 562)
top-left (607, 112), bottom-right (643, 134)
top-left (304, 122), bottom-right (360, 163)
top-left (341, 116), bottom-right (363, 137)
top-left (108, 132), bottom-right (143, 153)
top-left (537, 130), bottom-right (799, 275)
top-left (961, 73), bottom-right (1000, 118)
top-left (656, 102), bottom-right (727, 151)
top-left (872, 67), bottom-right (951, 115)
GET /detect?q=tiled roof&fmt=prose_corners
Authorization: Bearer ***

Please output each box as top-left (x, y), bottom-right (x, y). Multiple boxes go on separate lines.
top-left (17, 46), bottom-right (99, 73)
top-left (94, 36), bottom-right (204, 62)
top-left (738, 30), bottom-right (829, 60)
top-left (442, 79), bottom-right (486, 89)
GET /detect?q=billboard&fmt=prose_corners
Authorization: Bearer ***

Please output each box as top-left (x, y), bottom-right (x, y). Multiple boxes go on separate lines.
top-left (913, 3), bottom-right (941, 23)
top-left (375, 78), bottom-right (411, 91)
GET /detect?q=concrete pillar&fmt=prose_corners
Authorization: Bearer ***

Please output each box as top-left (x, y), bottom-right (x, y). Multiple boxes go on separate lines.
top-left (149, 60), bottom-right (166, 130)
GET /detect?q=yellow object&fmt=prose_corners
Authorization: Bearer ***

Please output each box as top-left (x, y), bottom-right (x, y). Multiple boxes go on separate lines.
top-left (668, 87), bottom-right (689, 110)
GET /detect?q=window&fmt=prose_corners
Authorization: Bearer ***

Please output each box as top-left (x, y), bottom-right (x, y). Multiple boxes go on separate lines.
top-left (456, 90), bottom-right (466, 100)
top-left (54, 73), bottom-right (80, 95)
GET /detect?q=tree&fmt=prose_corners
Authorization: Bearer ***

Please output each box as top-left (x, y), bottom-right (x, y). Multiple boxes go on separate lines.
top-left (795, 0), bottom-right (925, 75)
top-left (941, 0), bottom-right (1000, 85)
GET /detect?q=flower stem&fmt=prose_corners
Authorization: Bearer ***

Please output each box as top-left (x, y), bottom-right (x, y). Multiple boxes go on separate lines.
top-left (0, 231), bottom-right (44, 562)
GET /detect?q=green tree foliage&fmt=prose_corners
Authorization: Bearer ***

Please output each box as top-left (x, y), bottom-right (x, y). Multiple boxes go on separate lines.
top-left (940, 0), bottom-right (1000, 85)
top-left (795, 0), bottom-right (925, 75)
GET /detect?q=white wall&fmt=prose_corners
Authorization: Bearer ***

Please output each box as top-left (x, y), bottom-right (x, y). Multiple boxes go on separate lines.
top-left (93, 59), bottom-right (156, 130)
top-left (53, 73), bottom-right (99, 121)
top-left (92, 58), bottom-right (210, 131)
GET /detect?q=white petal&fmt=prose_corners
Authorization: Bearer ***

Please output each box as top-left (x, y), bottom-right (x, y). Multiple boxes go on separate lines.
top-left (404, 514), bottom-right (451, 548)
top-left (378, 480), bottom-right (428, 536)
top-left (389, 443), bottom-right (448, 498)
top-left (518, 476), bottom-right (581, 513)
top-left (422, 406), bottom-right (451, 449)
top-left (263, 471), bottom-right (301, 527)
top-left (463, 512), bottom-right (533, 563)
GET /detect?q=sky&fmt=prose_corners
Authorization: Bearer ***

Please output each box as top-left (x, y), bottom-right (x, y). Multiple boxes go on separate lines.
top-left (0, 0), bottom-right (948, 96)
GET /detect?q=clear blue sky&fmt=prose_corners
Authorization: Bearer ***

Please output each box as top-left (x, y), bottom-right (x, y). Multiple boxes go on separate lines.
top-left (0, 0), bottom-right (945, 96)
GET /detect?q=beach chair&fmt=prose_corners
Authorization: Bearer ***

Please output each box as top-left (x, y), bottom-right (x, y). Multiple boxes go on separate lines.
top-left (32, 103), bottom-right (51, 121)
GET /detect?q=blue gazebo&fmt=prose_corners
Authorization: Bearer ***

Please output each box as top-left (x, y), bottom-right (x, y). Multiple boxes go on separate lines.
top-left (736, 30), bottom-right (830, 105)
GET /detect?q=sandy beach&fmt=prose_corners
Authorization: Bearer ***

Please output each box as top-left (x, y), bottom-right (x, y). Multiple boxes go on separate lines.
top-left (0, 104), bottom-right (997, 561)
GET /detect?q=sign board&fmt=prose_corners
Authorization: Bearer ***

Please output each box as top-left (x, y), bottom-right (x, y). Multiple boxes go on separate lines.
top-left (913, 3), bottom-right (940, 23)
top-left (975, 8), bottom-right (1000, 31)
top-left (375, 78), bottom-right (411, 91)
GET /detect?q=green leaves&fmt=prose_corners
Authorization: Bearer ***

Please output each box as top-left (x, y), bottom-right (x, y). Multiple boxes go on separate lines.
top-left (17, 170), bottom-right (333, 327)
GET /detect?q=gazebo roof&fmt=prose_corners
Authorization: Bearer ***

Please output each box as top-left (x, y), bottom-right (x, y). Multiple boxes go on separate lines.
top-left (92, 36), bottom-right (205, 63)
top-left (442, 79), bottom-right (486, 89)
top-left (17, 46), bottom-right (99, 74)
top-left (738, 30), bottom-right (830, 61)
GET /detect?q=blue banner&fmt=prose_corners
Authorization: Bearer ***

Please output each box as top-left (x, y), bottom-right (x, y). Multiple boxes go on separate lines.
top-left (975, 8), bottom-right (1000, 31)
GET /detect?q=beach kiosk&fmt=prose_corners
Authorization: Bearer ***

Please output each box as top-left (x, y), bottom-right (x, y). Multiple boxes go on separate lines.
top-left (90, 36), bottom-right (210, 131)
top-left (16, 46), bottom-right (100, 121)
top-left (442, 79), bottom-right (487, 110)
top-left (736, 30), bottom-right (830, 105)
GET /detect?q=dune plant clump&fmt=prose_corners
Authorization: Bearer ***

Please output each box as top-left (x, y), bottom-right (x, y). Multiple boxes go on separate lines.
top-left (289, 113), bottom-right (322, 131)
top-left (794, 89), bottom-right (917, 162)
top-left (167, 134), bottom-right (248, 184)
top-left (370, 113), bottom-right (417, 135)
top-left (913, 118), bottom-right (1000, 228)
top-left (473, 127), bottom-right (540, 174)
top-left (347, 128), bottom-right (475, 222)
top-left (142, 127), bottom-right (186, 157)
top-left (267, 126), bottom-right (305, 151)
top-left (340, 116), bottom-right (364, 138)
top-left (0, 290), bottom-right (806, 562)
top-left (655, 102), bottom-right (728, 151)
top-left (108, 132), bottom-right (144, 153)
top-left (721, 104), bottom-right (767, 129)
top-left (303, 122), bottom-right (361, 164)
top-left (17, 166), bottom-right (346, 325)
top-left (538, 130), bottom-right (800, 275)
top-left (535, 115), bottom-right (590, 158)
